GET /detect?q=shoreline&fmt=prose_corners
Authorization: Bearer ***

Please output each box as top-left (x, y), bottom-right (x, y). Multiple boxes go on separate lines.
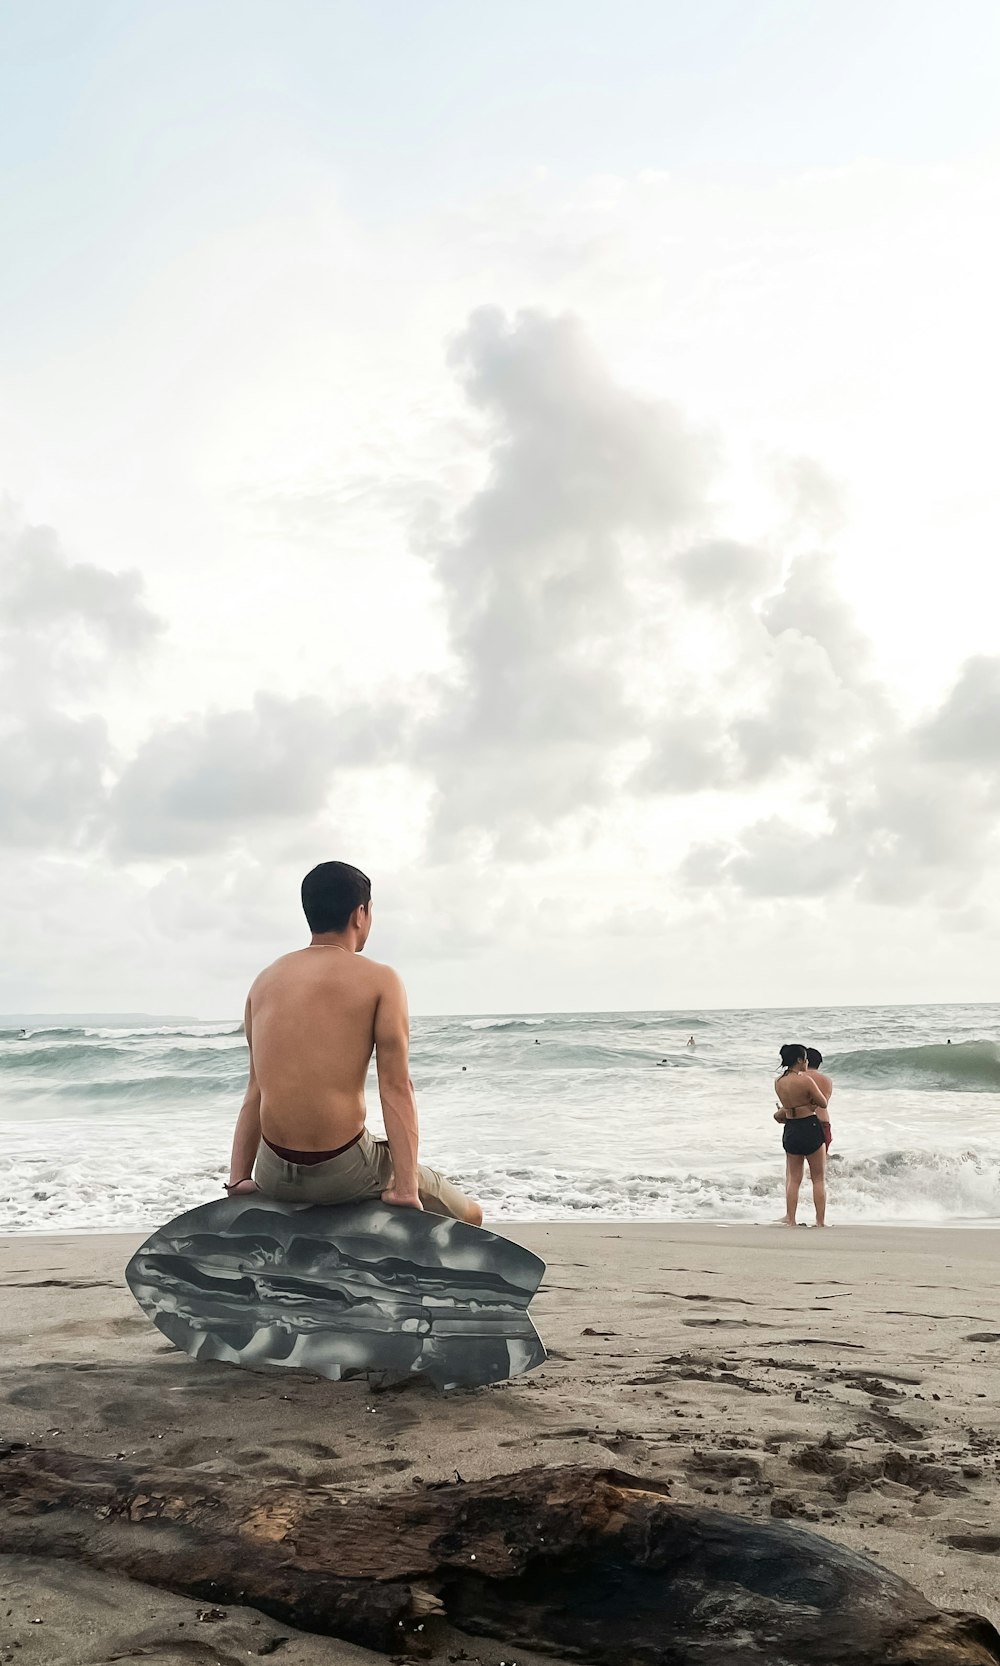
top-left (2, 1220), bottom-right (999, 1660)
top-left (5, 1215), bottom-right (1000, 1238)
top-left (7, 1218), bottom-right (1000, 1244)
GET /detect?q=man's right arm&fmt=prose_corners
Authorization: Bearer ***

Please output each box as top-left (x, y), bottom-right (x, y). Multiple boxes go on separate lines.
top-left (374, 968), bottom-right (422, 1209)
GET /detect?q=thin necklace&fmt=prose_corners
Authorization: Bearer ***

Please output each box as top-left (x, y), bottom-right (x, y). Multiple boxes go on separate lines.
top-left (306, 944), bottom-right (352, 954)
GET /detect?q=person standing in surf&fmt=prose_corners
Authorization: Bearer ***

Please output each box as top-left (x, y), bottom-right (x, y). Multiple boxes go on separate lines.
top-left (773, 1043), bottom-right (829, 1227)
top-left (806, 1047), bottom-right (833, 1151)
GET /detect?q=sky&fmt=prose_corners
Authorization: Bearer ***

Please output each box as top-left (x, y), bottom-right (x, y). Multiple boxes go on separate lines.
top-left (1, 0), bottom-right (1000, 1017)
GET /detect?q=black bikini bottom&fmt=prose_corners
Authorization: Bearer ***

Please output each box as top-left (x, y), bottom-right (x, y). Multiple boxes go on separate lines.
top-left (782, 1115), bottom-right (825, 1157)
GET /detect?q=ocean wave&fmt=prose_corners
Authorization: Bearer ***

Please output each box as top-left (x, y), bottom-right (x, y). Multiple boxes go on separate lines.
top-left (573, 1043), bottom-right (702, 1069)
top-left (83, 1022), bottom-right (244, 1039)
top-left (448, 1146), bottom-right (1000, 1223)
top-left (820, 1148), bottom-right (1000, 1219)
top-left (0, 1026), bottom-right (83, 1042)
top-left (0, 1040), bottom-right (245, 1078)
top-left (829, 1039), bottom-right (1000, 1093)
top-left (462, 1017), bottom-right (548, 1031)
top-left (44, 1071), bottom-right (241, 1103)
top-left (456, 1012), bottom-right (715, 1032)
top-left (0, 1022), bottom-right (241, 1041)
top-left (633, 1013), bottom-right (715, 1029)
top-left (0, 1042), bottom-right (115, 1073)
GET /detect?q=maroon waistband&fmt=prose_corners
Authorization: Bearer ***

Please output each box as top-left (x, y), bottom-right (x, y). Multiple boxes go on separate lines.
top-left (262, 1130), bottom-right (364, 1166)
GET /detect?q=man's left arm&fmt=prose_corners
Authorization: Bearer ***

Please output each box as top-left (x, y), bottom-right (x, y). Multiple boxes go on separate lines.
top-left (227, 999), bottom-right (260, 1195)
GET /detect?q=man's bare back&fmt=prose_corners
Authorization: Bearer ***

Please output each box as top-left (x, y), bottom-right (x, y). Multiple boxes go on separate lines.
top-left (807, 1067), bottom-right (833, 1106)
top-left (249, 948), bottom-right (396, 1151)
top-left (226, 861), bottom-right (481, 1225)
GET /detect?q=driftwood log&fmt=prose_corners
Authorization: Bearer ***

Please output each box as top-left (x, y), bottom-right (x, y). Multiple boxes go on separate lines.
top-left (1, 1444), bottom-right (997, 1664)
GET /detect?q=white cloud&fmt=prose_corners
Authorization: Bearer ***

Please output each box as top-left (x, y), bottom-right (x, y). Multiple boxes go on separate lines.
top-left (0, 508), bottom-right (159, 848)
top-left (0, 506), bottom-right (160, 692)
top-left (417, 305), bottom-right (713, 853)
top-left (684, 652), bottom-right (1000, 908)
top-left (0, 710), bottom-right (110, 849)
top-left (673, 538), bottom-right (779, 603)
top-left (110, 694), bottom-right (407, 856)
top-left (918, 656), bottom-right (1000, 767)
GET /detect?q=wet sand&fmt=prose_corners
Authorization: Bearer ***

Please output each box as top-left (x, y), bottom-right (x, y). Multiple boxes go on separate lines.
top-left (1, 1221), bottom-right (998, 1662)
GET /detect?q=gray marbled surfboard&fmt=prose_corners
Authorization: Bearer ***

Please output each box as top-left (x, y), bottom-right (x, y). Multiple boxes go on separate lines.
top-left (125, 1196), bottom-right (546, 1389)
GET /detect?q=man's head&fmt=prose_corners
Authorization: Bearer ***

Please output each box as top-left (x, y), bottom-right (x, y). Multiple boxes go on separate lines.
top-left (301, 861), bottom-right (372, 948)
top-left (806, 1048), bottom-right (823, 1070)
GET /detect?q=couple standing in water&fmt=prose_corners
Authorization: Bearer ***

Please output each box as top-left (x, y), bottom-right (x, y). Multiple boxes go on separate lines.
top-left (774, 1043), bottom-right (832, 1227)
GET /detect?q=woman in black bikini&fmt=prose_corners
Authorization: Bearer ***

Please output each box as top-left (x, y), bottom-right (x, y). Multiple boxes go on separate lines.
top-left (774, 1042), bottom-right (829, 1227)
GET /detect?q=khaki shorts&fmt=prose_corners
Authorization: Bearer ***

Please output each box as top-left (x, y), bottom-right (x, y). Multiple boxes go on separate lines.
top-left (253, 1127), bottom-right (471, 1221)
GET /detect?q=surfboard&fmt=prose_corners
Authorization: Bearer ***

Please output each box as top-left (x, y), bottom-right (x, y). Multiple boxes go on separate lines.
top-left (125, 1195), bottom-right (546, 1390)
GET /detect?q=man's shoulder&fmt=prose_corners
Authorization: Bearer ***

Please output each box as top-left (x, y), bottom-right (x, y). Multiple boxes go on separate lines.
top-left (250, 950), bottom-right (301, 986)
top-left (247, 950), bottom-right (317, 1005)
top-left (248, 951), bottom-right (405, 1001)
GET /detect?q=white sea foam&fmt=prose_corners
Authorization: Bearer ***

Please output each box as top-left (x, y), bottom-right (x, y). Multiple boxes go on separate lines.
top-left (4, 1135), bottom-right (998, 1234)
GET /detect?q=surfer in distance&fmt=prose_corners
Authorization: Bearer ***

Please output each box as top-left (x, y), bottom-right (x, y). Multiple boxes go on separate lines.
top-left (227, 861), bottom-right (483, 1225)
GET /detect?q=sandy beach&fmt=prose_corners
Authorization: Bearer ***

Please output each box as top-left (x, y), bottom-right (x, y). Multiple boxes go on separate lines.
top-left (1, 1221), bottom-right (998, 1663)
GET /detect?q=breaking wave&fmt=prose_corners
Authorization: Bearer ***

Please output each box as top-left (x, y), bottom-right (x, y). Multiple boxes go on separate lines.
top-left (3, 1140), bottom-right (997, 1234)
top-left (829, 1040), bottom-right (1000, 1093)
top-left (0, 1041), bottom-right (245, 1079)
top-left (463, 1017), bottom-right (548, 1031)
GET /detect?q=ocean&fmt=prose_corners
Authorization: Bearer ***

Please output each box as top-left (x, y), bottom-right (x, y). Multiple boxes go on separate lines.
top-left (2, 1003), bottom-right (999, 1234)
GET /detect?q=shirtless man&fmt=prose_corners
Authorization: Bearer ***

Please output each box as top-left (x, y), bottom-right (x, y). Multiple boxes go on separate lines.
top-left (806, 1047), bottom-right (833, 1152)
top-left (226, 861), bottom-right (482, 1224)
top-left (773, 1043), bottom-right (829, 1227)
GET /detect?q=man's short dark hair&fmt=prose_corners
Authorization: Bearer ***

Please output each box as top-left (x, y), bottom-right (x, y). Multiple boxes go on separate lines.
top-left (301, 862), bottom-right (371, 934)
top-left (806, 1048), bottom-right (823, 1069)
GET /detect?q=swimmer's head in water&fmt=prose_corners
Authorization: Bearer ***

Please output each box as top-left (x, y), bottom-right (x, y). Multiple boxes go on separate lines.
top-left (779, 1042), bottom-right (807, 1071)
top-left (301, 861), bottom-right (372, 943)
top-left (806, 1047), bottom-right (823, 1069)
